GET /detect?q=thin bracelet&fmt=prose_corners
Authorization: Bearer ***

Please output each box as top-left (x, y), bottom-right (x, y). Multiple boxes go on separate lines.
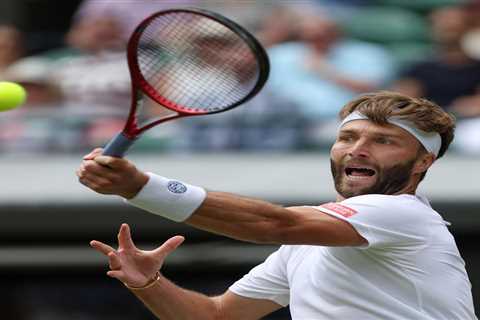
top-left (124, 271), bottom-right (161, 290)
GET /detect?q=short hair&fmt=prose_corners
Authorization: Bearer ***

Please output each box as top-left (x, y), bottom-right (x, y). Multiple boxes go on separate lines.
top-left (339, 91), bottom-right (455, 159)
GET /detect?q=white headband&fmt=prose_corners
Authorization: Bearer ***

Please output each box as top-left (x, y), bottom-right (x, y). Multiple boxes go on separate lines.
top-left (339, 111), bottom-right (442, 157)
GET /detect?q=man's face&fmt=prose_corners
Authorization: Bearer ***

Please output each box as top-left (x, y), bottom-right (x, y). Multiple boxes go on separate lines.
top-left (430, 7), bottom-right (471, 45)
top-left (297, 16), bottom-right (339, 50)
top-left (330, 120), bottom-right (423, 199)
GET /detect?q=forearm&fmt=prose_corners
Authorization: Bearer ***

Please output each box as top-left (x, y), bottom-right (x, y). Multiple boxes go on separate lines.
top-left (126, 173), bottom-right (299, 243)
top-left (131, 274), bottom-right (221, 320)
top-left (186, 191), bottom-right (297, 244)
top-left (125, 174), bottom-right (365, 246)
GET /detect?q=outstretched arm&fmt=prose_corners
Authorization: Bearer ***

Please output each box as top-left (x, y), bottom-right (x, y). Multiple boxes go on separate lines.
top-left (78, 149), bottom-right (366, 246)
top-left (188, 192), bottom-right (364, 246)
top-left (91, 223), bottom-right (281, 320)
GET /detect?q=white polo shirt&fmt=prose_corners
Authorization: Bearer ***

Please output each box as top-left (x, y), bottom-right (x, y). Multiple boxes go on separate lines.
top-left (229, 194), bottom-right (477, 319)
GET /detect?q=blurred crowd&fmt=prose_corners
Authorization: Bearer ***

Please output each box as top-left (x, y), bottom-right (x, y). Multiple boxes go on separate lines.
top-left (1, 0), bottom-right (480, 155)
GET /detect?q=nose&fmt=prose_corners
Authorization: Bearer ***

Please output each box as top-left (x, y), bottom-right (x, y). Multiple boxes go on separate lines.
top-left (348, 138), bottom-right (370, 158)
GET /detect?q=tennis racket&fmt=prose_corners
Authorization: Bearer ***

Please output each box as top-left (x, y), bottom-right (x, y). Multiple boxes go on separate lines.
top-left (102, 8), bottom-right (270, 157)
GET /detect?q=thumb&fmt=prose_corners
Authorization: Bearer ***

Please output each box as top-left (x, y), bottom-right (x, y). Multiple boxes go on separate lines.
top-left (107, 270), bottom-right (127, 283)
top-left (152, 236), bottom-right (185, 260)
top-left (94, 155), bottom-right (125, 169)
top-left (83, 148), bottom-right (104, 160)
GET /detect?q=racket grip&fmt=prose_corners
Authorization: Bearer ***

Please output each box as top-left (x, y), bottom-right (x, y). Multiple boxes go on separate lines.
top-left (102, 132), bottom-right (136, 158)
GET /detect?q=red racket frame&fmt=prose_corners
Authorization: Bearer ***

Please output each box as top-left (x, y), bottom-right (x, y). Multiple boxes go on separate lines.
top-left (103, 8), bottom-right (269, 156)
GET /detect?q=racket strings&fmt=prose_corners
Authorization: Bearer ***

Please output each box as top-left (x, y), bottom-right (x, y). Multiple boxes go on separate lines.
top-left (142, 19), bottom-right (254, 108)
top-left (140, 19), bottom-right (205, 105)
top-left (136, 12), bottom-right (260, 112)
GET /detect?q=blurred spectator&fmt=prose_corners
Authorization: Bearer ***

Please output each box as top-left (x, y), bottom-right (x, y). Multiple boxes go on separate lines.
top-left (392, 5), bottom-right (480, 111)
top-left (172, 89), bottom-right (309, 152)
top-left (255, 5), bottom-right (302, 48)
top-left (54, 16), bottom-right (130, 109)
top-left (266, 7), bottom-right (395, 144)
top-left (0, 25), bottom-right (24, 73)
top-left (66, 15), bottom-right (125, 54)
top-left (72, 0), bottom-right (197, 41)
top-left (1, 56), bottom-right (62, 107)
top-left (0, 23), bottom-right (66, 153)
top-left (0, 15), bottom-right (132, 153)
top-left (3, 15), bottom-right (126, 108)
top-left (201, 0), bottom-right (274, 36)
top-left (156, 11), bottom-right (310, 152)
top-left (0, 0), bottom-right (204, 154)
top-left (391, 4), bottom-right (480, 154)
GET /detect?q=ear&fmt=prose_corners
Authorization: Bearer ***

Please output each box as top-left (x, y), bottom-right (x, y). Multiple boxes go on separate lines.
top-left (413, 152), bottom-right (435, 175)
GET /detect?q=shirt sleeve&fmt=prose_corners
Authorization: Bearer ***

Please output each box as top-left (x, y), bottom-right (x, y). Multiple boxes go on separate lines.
top-left (229, 246), bottom-right (291, 307)
top-left (312, 194), bottom-right (431, 249)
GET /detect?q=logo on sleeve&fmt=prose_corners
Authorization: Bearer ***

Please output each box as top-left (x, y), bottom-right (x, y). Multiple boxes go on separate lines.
top-left (320, 202), bottom-right (357, 218)
top-left (167, 181), bottom-right (187, 194)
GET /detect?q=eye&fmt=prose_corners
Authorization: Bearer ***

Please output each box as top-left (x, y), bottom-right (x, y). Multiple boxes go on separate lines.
top-left (338, 135), bottom-right (354, 143)
top-left (375, 137), bottom-right (391, 144)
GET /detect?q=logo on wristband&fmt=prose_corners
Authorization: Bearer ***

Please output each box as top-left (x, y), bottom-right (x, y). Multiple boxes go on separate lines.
top-left (167, 181), bottom-right (187, 194)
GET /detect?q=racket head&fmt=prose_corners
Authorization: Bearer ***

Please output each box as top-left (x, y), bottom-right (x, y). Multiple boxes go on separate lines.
top-left (126, 8), bottom-right (270, 120)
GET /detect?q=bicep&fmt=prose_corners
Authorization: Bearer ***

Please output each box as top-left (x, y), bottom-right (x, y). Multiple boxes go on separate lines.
top-left (282, 206), bottom-right (367, 246)
top-left (215, 290), bottom-right (283, 320)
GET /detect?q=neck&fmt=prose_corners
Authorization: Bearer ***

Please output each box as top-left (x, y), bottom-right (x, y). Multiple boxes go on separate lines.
top-left (335, 180), bottom-right (418, 202)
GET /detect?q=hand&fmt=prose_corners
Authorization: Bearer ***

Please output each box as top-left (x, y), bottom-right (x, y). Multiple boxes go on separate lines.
top-left (90, 223), bottom-right (185, 288)
top-left (76, 148), bottom-right (149, 199)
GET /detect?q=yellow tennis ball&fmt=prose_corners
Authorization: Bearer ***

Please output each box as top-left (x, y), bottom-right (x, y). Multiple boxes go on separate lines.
top-left (0, 81), bottom-right (27, 112)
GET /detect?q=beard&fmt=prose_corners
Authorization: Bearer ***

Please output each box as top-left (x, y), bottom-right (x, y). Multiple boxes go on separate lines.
top-left (330, 157), bottom-right (416, 199)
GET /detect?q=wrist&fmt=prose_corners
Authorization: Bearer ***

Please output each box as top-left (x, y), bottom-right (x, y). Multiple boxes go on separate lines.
top-left (124, 271), bottom-right (161, 290)
top-left (125, 172), bottom-right (207, 222)
top-left (121, 171), bottom-right (150, 199)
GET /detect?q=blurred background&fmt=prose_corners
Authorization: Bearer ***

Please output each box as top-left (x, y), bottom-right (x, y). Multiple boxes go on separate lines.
top-left (0, 0), bottom-right (479, 319)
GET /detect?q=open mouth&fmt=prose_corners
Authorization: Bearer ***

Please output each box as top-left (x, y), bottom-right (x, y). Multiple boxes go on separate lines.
top-left (345, 167), bottom-right (376, 177)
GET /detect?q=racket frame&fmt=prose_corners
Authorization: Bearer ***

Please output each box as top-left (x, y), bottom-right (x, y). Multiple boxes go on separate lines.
top-left (104, 8), bottom-right (270, 156)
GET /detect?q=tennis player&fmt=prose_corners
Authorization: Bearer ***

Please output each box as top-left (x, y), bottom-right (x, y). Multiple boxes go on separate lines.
top-left (77, 91), bottom-right (477, 319)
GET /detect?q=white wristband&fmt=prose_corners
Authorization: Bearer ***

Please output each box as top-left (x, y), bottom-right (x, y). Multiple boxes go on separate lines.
top-left (125, 172), bottom-right (207, 222)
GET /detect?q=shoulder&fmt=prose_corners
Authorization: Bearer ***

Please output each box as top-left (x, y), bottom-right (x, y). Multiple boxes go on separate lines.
top-left (352, 193), bottom-right (432, 212)
top-left (339, 194), bottom-right (439, 226)
top-left (315, 194), bottom-right (435, 221)
top-left (342, 194), bottom-right (422, 208)
top-left (326, 195), bottom-right (437, 248)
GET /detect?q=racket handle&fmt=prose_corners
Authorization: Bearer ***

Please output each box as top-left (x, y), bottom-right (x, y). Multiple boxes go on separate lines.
top-left (102, 132), bottom-right (136, 158)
